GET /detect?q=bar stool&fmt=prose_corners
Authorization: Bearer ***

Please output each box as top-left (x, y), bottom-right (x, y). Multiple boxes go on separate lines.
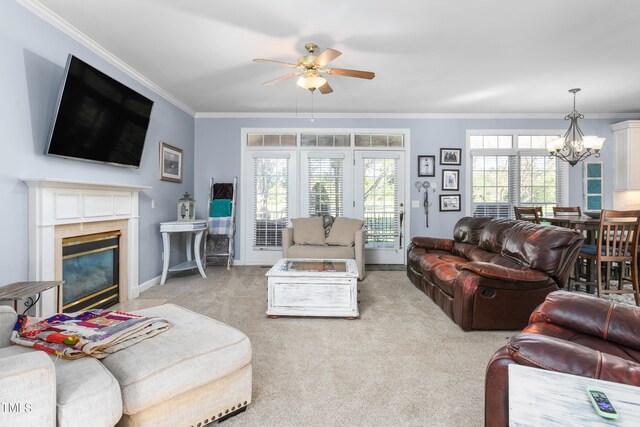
top-left (578, 209), bottom-right (640, 305)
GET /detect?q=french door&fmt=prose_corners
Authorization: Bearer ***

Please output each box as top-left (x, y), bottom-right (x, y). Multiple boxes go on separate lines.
top-left (245, 151), bottom-right (297, 265)
top-left (354, 151), bottom-right (405, 264)
top-left (242, 131), bottom-right (407, 266)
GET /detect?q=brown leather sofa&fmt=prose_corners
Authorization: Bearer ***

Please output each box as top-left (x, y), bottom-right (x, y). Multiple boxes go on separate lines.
top-left (407, 217), bottom-right (584, 330)
top-left (485, 290), bottom-right (640, 426)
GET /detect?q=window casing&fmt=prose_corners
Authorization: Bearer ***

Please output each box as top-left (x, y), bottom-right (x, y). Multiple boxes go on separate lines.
top-left (468, 131), bottom-right (568, 218)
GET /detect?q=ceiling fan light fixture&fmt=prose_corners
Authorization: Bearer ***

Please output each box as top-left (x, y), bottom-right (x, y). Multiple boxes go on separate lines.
top-left (296, 74), bottom-right (326, 91)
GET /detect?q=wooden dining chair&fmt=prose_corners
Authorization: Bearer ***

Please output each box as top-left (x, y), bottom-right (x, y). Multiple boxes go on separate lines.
top-left (577, 209), bottom-right (640, 305)
top-left (552, 207), bottom-right (586, 286)
top-left (553, 206), bottom-right (582, 216)
top-left (514, 206), bottom-right (542, 224)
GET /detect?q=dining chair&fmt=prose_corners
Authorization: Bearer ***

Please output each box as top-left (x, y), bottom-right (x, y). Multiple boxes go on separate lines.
top-left (553, 206), bottom-right (585, 285)
top-left (577, 209), bottom-right (640, 305)
top-left (552, 206), bottom-right (582, 216)
top-left (514, 206), bottom-right (542, 224)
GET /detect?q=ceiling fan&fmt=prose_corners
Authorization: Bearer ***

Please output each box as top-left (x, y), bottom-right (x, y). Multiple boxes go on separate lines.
top-left (253, 43), bottom-right (375, 94)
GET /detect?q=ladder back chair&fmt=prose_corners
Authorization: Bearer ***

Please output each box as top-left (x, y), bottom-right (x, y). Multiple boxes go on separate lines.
top-left (578, 209), bottom-right (640, 305)
top-left (553, 206), bottom-right (582, 216)
top-left (514, 206), bottom-right (542, 224)
top-left (552, 206), bottom-right (585, 285)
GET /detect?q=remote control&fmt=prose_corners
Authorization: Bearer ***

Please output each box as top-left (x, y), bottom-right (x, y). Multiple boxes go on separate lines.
top-left (587, 388), bottom-right (619, 420)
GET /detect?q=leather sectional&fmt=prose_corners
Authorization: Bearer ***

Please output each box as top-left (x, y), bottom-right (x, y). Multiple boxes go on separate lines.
top-left (407, 217), bottom-right (584, 330)
top-left (485, 290), bottom-right (640, 426)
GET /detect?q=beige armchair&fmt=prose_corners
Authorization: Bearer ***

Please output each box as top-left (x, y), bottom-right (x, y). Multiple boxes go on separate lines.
top-left (282, 216), bottom-right (366, 280)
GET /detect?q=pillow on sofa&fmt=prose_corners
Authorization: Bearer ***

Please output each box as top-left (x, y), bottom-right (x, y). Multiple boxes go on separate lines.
top-left (321, 214), bottom-right (335, 237)
top-left (325, 217), bottom-right (364, 246)
top-left (291, 217), bottom-right (326, 245)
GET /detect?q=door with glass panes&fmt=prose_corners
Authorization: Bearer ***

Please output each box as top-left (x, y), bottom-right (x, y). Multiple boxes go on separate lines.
top-left (354, 151), bottom-right (405, 264)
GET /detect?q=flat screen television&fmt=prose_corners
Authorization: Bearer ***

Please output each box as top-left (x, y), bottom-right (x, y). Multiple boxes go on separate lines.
top-left (46, 55), bottom-right (154, 168)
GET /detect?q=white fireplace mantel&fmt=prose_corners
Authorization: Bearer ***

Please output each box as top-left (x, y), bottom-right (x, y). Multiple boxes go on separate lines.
top-left (23, 178), bottom-right (150, 316)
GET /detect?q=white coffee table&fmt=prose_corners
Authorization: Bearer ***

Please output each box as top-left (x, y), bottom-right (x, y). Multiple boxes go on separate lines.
top-left (509, 364), bottom-right (640, 426)
top-left (265, 258), bottom-right (359, 319)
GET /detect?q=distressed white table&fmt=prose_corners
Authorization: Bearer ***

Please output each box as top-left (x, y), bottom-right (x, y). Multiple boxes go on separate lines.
top-left (160, 220), bottom-right (207, 285)
top-left (509, 364), bottom-right (640, 426)
top-left (265, 258), bottom-right (359, 318)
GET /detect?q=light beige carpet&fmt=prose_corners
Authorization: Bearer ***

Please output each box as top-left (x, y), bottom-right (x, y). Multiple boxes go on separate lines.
top-left (133, 267), bottom-right (511, 426)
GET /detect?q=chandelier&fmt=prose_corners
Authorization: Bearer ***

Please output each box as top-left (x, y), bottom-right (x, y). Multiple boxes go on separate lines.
top-left (547, 88), bottom-right (605, 166)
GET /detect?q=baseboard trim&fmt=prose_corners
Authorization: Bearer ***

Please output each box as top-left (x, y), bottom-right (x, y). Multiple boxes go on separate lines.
top-left (134, 275), bottom-right (161, 296)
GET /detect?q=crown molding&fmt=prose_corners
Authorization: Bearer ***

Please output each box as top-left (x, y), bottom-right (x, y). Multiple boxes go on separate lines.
top-left (195, 111), bottom-right (640, 120)
top-left (17, 0), bottom-right (196, 117)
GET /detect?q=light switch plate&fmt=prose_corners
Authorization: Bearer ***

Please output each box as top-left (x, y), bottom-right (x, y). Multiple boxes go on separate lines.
top-left (411, 200), bottom-right (420, 208)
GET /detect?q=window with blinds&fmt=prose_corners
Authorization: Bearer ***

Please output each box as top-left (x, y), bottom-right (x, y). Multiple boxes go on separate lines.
top-left (253, 157), bottom-right (289, 248)
top-left (362, 157), bottom-right (398, 248)
top-left (471, 155), bottom-right (516, 218)
top-left (469, 132), bottom-right (567, 219)
top-left (307, 156), bottom-right (344, 217)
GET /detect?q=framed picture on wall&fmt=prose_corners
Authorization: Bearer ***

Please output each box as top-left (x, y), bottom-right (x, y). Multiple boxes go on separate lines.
top-left (440, 194), bottom-right (461, 211)
top-left (442, 169), bottom-right (459, 191)
top-left (440, 148), bottom-right (461, 165)
top-left (418, 155), bottom-right (436, 177)
top-left (159, 142), bottom-right (183, 183)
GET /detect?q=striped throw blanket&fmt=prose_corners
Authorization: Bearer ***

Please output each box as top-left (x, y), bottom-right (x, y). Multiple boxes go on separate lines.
top-left (12, 310), bottom-right (171, 360)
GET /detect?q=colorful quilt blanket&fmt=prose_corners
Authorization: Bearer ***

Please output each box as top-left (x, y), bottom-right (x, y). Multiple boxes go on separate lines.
top-left (11, 310), bottom-right (171, 360)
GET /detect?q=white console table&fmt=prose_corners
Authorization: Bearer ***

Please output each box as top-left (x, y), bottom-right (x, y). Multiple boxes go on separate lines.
top-left (160, 220), bottom-right (208, 285)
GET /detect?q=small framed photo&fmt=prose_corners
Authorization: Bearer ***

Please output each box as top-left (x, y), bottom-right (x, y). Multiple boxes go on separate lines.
top-left (159, 142), bottom-right (183, 183)
top-left (440, 194), bottom-right (461, 212)
top-left (442, 169), bottom-right (459, 191)
top-left (418, 155), bottom-right (436, 177)
top-left (440, 148), bottom-right (461, 165)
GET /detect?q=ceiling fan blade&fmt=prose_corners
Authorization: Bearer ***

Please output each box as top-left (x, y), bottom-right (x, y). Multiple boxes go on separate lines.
top-left (318, 81), bottom-right (333, 94)
top-left (325, 68), bottom-right (375, 79)
top-left (253, 58), bottom-right (300, 69)
top-left (314, 48), bottom-right (342, 67)
top-left (261, 71), bottom-right (303, 86)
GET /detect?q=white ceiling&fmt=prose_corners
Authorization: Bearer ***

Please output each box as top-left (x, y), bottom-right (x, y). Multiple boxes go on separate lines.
top-left (28, 0), bottom-right (640, 115)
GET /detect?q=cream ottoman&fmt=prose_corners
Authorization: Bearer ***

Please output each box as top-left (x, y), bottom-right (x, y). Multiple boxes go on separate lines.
top-left (101, 304), bottom-right (252, 427)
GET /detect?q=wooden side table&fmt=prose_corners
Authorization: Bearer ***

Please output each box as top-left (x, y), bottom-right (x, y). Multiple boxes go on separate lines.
top-left (509, 364), bottom-right (640, 426)
top-left (0, 281), bottom-right (64, 314)
top-left (160, 220), bottom-right (208, 285)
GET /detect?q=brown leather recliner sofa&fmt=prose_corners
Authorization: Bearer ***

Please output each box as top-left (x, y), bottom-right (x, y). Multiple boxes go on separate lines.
top-left (485, 290), bottom-right (640, 426)
top-left (406, 217), bottom-right (584, 330)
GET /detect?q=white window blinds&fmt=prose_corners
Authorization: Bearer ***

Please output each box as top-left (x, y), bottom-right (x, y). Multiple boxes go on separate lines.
top-left (469, 132), bottom-right (568, 219)
top-left (253, 156), bottom-right (289, 248)
top-left (307, 155), bottom-right (344, 217)
top-left (470, 155), bottom-right (516, 218)
top-left (362, 157), bottom-right (399, 248)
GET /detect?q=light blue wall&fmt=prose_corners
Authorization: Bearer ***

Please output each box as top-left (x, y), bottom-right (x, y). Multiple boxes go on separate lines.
top-left (195, 116), bottom-right (634, 261)
top-left (3, 1), bottom-right (637, 282)
top-left (1, 1), bottom-right (195, 285)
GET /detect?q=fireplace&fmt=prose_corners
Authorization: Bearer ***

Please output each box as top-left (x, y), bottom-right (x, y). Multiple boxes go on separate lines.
top-left (24, 178), bottom-right (146, 317)
top-left (62, 231), bottom-right (121, 312)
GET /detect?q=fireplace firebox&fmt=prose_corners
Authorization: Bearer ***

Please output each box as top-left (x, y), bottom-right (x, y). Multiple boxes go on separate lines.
top-left (62, 231), bottom-right (120, 312)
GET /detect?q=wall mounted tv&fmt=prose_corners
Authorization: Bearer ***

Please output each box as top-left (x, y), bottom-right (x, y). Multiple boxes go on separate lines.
top-left (46, 55), bottom-right (154, 168)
